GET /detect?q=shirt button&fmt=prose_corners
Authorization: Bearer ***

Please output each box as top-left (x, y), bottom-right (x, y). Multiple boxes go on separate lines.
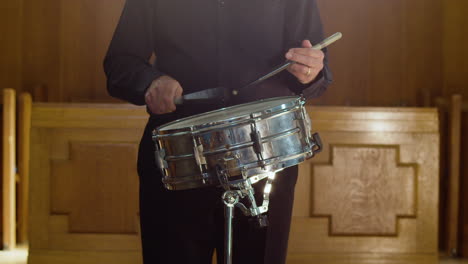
top-left (219, 1), bottom-right (225, 6)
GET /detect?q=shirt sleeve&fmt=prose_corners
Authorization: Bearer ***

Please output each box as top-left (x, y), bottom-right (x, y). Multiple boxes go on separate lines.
top-left (103, 0), bottom-right (164, 105)
top-left (281, 0), bottom-right (333, 99)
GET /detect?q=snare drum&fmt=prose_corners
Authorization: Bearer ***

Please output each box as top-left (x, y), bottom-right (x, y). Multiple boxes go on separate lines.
top-left (152, 96), bottom-right (321, 190)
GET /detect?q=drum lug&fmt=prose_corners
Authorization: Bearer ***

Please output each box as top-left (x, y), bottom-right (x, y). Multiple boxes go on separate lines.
top-left (193, 144), bottom-right (207, 167)
top-left (299, 106), bottom-right (313, 143)
top-left (250, 130), bottom-right (264, 155)
top-left (310, 132), bottom-right (323, 153)
top-left (201, 172), bottom-right (210, 182)
top-left (154, 148), bottom-right (168, 170)
top-left (249, 119), bottom-right (266, 169)
top-left (216, 153), bottom-right (246, 190)
top-left (153, 131), bottom-right (168, 171)
top-left (221, 153), bottom-right (243, 177)
top-left (193, 143), bottom-right (210, 184)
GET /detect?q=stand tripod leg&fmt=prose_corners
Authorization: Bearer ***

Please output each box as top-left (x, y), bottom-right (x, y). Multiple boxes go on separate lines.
top-left (225, 203), bottom-right (234, 264)
top-left (222, 191), bottom-right (239, 264)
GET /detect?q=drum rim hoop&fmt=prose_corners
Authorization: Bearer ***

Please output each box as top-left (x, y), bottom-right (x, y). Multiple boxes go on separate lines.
top-left (155, 96), bottom-right (303, 134)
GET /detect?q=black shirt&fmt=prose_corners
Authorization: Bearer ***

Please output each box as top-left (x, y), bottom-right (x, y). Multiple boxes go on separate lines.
top-left (104, 0), bottom-right (332, 112)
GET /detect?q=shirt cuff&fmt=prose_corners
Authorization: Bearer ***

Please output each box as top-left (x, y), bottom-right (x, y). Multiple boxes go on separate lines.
top-left (281, 64), bottom-right (333, 99)
top-left (132, 66), bottom-right (165, 105)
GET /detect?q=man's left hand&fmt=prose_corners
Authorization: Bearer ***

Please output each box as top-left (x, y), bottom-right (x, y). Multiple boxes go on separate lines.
top-left (285, 39), bottom-right (324, 84)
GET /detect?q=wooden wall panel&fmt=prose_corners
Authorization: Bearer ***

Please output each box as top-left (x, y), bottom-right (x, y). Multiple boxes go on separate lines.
top-left (2, 0), bottom-right (452, 106)
top-left (58, 0), bottom-right (125, 102)
top-left (3, 0), bottom-right (467, 104)
top-left (0, 0), bottom-right (463, 257)
top-left (28, 103), bottom-right (148, 264)
top-left (27, 105), bottom-right (439, 264)
top-left (443, 0), bottom-right (468, 98)
top-left (313, 146), bottom-right (416, 236)
top-left (314, 0), bottom-right (443, 106)
top-left (20, 0), bottom-right (125, 102)
top-left (51, 142), bottom-right (138, 234)
top-left (0, 0), bottom-right (24, 91)
top-left (287, 107), bottom-right (439, 264)
top-left (21, 0), bottom-right (61, 102)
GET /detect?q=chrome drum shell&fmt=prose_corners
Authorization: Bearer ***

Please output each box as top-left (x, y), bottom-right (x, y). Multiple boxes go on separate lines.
top-left (152, 96), bottom-right (319, 190)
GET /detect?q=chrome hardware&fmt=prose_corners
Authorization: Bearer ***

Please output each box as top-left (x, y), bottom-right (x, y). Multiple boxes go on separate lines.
top-left (154, 148), bottom-right (168, 170)
top-left (249, 117), bottom-right (266, 169)
top-left (311, 132), bottom-right (323, 153)
top-left (220, 153), bottom-right (243, 178)
top-left (193, 144), bottom-right (207, 167)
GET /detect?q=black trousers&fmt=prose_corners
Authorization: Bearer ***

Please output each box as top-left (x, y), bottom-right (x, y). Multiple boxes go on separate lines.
top-left (137, 120), bottom-right (298, 264)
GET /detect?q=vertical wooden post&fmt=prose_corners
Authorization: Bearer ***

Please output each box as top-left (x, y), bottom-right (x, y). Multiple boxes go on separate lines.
top-left (447, 94), bottom-right (462, 256)
top-left (18, 92), bottom-right (32, 244)
top-left (2, 88), bottom-right (16, 250)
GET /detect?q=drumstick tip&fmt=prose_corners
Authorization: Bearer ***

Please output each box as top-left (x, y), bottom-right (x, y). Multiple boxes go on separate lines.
top-left (313, 32), bottom-right (343, 50)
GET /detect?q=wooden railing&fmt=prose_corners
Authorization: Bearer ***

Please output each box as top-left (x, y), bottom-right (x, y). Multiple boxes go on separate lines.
top-left (28, 102), bottom-right (148, 264)
top-left (1, 89), bottom-right (32, 250)
top-left (435, 94), bottom-right (466, 256)
top-left (287, 106), bottom-right (439, 264)
top-left (2, 88), bottom-right (16, 250)
top-left (23, 103), bottom-right (440, 264)
top-left (18, 93), bottom-right (32, 244)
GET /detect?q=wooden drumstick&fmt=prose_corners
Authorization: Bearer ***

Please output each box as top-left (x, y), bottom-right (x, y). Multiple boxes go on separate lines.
top-left (232, 32), bottom-right (343, 95)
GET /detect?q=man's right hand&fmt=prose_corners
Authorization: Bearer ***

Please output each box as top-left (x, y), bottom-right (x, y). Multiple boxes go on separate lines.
top-left (145, 75), bottom-right (183, 114)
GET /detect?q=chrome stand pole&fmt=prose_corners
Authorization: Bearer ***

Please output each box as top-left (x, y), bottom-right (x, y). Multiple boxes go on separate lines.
top-left (222, 191), bottom-right (239, 264)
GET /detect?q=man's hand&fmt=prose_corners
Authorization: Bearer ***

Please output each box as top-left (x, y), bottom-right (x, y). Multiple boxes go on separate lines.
top-left (145, 75), bottom-right (183, 114)
top-left (285, 40), bottom-right (324, 84)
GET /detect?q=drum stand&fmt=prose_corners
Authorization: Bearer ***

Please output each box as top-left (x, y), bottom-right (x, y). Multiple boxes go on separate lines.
top-left (222, 191), bottom-right (238, 264)
top-left (218, 167), bottom-right (277, 264)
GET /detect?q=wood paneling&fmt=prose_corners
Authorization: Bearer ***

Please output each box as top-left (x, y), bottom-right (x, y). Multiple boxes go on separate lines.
top-left (28, 103), bottom-right (148, 264)
top-left (51, 142), bottom-right (138, 234)
top-left (287, 106), bottom-right (439, 264)
top-left (27, 105), bottom-right (439, 264)
top-left (2, 0), bottom-right (466, 104)
top-left (28, 250), bottom-right (142, 264)
top-left (314, 0), bottom-right (443, 106)
top-left (313, 146), bottom-right (416, 236)
top-left (21, 0), bottom-right (61, 102)
top-left (443, 0), bottom-right (468, 98)
top-left (0, 1), bottom-right (23, 91)
top-left (58, 0), bottom-right (125, 102)
top-left (1, 0), bottom-right (457, 107)
top-left (19, 0), bottom-right (125, 102)
top-left (0, 0), bottom-right (464, 257)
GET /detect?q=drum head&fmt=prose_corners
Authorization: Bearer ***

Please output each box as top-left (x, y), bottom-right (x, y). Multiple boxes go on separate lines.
top-left (157, 96), bottom-right (302, 132)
